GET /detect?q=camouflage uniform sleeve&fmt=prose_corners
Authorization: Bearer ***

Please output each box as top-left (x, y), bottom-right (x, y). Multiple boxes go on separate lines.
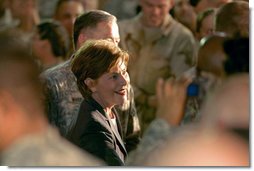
top-left (170, 24), bottom-right (198, 78)
top-left (126, 118), bottom-right (173, 165)
top-left (41, 73), bottom-right (60, 128)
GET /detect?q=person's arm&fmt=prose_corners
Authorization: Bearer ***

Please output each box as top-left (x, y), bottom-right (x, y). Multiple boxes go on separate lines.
top-left (170, 26), bottom-right (197, 78)
top-left (40, 73), bottom-right (69, 136)
top-left (127, 77), bottom-right (191, 165)
top-left (40, 74), bottom-right (59, 126)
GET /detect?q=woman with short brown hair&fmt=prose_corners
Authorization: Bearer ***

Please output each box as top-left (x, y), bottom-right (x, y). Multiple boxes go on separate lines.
top-left (69, 39), bottom-right (129, 166)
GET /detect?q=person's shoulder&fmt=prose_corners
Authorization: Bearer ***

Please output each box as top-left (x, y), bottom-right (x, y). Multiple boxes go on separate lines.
top-left (162, 15), bottom-right (193, 37)
top-left (41, 60), bottom-right (72, 80)
top-left (76, 100), bottom-right (110, 133)
top-left (118, 15), bottom-right (140, 31)
top-left (79, 99), bottom-right (101, 120)
top-left (0, 127), bottom-right (103, 166)
top-left (40, 127), bottom-right (104, 166)
top-left (79, 99), bottom-right (91, 113)
top-left (52, 129), bottom-right (103, 165)
top-left (40, 60), bottom-right (76, 89)
top-left (171, 19), bottom-right (194, 38)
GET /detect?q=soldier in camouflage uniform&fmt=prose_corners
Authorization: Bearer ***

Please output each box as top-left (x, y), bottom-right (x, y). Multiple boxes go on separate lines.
top-left (127, 75), bottom-right (192, 165)
top-left (40, 10), bottom-right (141, 153)
top-left (0, 30), bottom-right (103, 166)
top-left (127, 34), bottom-right (230, 165)
top-left (127, 1), bottom-right (249, 163)
top-left (118, 0), bottom-right (197, 134)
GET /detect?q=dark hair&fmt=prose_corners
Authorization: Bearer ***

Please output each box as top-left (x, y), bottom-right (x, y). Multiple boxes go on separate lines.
top-left (37, 20), bottom-right (70, 59)
top-left (71, 39), bottom-right (129, 98)
top-left (197, 33), bottom-right (228, 77)
top-left (196, 8), bottom-right (215, 33)
top-left (73, 10), bottom-right (116, 49)
top-left (215, 1), bottom-right (249, 37)
top-left (189, 0), bottom-right (201, 7)
top-left (0, 29), bottom-right (44, 116)
top-left (0, 0), bottom-right (5, 17)
top-left (55, 0), bottom-right (81, 15)
top-left (223, 37), bottom-right (249, 75)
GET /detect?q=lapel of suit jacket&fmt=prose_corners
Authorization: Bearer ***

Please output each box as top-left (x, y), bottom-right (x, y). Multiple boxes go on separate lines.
top-left (106, 109), bottom-right (127, 156)
top-left (88, 97), bottom-right (127, 155)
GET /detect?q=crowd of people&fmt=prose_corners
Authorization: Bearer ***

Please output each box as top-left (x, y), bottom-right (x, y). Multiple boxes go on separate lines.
top-left (0, 0), bottom-right (250, 167)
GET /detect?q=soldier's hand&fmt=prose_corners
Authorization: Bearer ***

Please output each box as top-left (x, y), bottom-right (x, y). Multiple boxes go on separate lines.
top-left (156, 76), bottom-right (191, 126)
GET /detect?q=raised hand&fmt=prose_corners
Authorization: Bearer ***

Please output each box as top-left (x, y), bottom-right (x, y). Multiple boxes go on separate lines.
top-left (156, 76), bottom-right (191, 126)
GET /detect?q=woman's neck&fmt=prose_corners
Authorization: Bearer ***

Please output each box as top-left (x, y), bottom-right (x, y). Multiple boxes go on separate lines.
top-left (92, 93), bottom-right (113, 109)
top-left (104, 108), bottom-right (115, 119)
top-left (91, 94), bottom-right (115, 118)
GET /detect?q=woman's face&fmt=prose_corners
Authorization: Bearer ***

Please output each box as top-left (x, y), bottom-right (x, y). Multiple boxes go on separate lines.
top-left (31, 31), bottom-right (50, 60)
top-left (91, 59), bottom-right (129, 108)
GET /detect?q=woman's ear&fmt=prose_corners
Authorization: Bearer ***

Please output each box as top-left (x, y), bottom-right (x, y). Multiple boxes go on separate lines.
top-left (84, 78), bottom-right (97, 93)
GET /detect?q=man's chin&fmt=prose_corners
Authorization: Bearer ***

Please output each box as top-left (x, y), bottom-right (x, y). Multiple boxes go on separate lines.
top-left (148, 21), bottom-right (161, 27)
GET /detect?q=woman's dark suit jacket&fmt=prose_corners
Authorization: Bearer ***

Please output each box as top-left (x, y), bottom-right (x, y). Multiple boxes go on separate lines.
top-left (68, 97), bottom-right (127, 166)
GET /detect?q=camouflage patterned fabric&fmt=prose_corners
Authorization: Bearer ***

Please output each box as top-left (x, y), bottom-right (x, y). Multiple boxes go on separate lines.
top-left (0, 126), bottom-right (103, 166)
top-left (126, 118), bottom-right (174, 165)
